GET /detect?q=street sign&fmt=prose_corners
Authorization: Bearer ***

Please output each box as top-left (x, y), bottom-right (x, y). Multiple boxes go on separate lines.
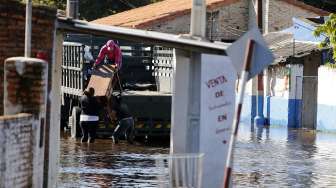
top-left (227, 27), bottom-right (274, 79)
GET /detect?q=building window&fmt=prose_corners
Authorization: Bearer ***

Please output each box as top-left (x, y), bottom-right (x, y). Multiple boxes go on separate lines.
top-left (206, 11), bottom-right (219, 41)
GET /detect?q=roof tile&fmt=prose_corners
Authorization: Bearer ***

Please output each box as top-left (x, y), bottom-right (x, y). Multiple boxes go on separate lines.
top-left (92, 0), bottom-right (239, 28)
top-left (91, 0), bottom-right (329, 29)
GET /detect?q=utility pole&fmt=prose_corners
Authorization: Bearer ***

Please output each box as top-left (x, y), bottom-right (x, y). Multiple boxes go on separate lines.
top-left (190, 0), bottom-right (206, 37)
top-left (171, 0), bottom-right (206, 153)
top-left (254, 0), bottom-right (265, 127)
top-left (66, 0), bottom-right (79, 19)
top-left (25, 0), bottom-right (32, 57)
top-left (264, 0), bottom-right (271, 126)
top-left (188, 0), bottom-right (206, 153)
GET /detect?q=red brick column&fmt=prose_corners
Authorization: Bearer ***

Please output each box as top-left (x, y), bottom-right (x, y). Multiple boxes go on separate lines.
top-left (0, 0), bottom-right (56, 115)
top-left (0, 1), bottom-right (57, 186)
top-left (4, 57), bottom-right (48, 187)
top-left (4, 57), bottom-right (48, 116)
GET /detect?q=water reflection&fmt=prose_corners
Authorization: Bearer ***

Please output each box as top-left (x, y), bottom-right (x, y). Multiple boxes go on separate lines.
top-left (58, 132), bottom-right (169, 187)
top-left (59, 126), bottom-right (336, 187)
top-left (234, 126), bottom-right (336, 188)
top-left (285, 130), bottom-right (317, 188)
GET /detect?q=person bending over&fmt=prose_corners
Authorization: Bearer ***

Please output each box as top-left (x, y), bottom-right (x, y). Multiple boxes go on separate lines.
top-left (93, 40), bottom-right (122, 71)
top-left (111, 96), bottom-right (135, 144)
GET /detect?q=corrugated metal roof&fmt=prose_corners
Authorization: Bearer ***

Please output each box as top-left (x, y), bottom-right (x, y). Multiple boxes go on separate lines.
top-left (264, 32), bottom-right (321, 64)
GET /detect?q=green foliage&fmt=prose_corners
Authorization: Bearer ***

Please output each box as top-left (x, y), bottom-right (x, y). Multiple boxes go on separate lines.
top-left (20, 0), bottom-right (65, 8)
top-left (300, 0), bottom-right (336, 12)
top-left (314, 13), bottom-right (336, 61)
top-left (79, 0), bottom-right (163, 21)
top-left (324, 63), bottom-right (336, 69)
top-left (20, 0), bottom-right (163, 21)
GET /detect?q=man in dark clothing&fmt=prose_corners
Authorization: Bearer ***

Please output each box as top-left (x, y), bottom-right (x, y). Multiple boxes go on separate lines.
top-left (80, 87), bottom-right (100, 143)
top-left (111, 96), bottom-right (135, 144)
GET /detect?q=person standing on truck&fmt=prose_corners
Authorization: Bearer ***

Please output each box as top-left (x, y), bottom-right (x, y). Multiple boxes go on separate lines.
top-left (80, 87), bottom-right (100, 143)
top-left (93, 40), bottom-right (122, 70)
top-left (83, 45), bottom-right (95, 87)
top-left (111, 95), bottom-right (135, 144)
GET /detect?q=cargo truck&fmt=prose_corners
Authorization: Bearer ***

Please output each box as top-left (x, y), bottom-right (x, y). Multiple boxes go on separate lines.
top-left (61, 38), bottom-right (173, 141)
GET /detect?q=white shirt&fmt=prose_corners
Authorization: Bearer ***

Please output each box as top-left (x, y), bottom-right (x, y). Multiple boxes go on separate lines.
top-left (80, 114), bottom-right (99, 122)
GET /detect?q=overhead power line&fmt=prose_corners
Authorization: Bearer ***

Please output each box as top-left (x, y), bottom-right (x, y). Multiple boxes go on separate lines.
top-left (117, 0), bottom-right (136, 8)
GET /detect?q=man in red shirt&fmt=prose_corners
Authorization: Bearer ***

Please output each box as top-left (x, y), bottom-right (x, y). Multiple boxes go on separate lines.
top-left (93, 40), bottom-right (122, 70)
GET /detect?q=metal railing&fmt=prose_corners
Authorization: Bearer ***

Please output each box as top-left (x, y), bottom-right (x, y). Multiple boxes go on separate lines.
top-left (155, 153), bottom-right (204, 188)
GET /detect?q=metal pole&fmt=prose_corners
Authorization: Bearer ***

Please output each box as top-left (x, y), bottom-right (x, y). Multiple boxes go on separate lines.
top-left (188, 0), bottom-right (206, 153)
top-left (190, 0), bottom-right (206, 37)
top-left (223, 39), bottom-right (255, 188)
top-left (25, 0), bottom-right (32, 57)
top-left (66, 0), bottom-right (79, 19)
top-left (254, 0), bottom-right (265, 127)
top-left (170, 0), bottom-right (206, 155)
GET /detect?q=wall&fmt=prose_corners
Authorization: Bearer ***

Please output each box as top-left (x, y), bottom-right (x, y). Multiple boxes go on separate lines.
top-left (3, 57), bottom-right (48, 188)
top-left (241, 64), bottom-right (336, 131)
top-left (146, 14), bottom-right (191, 35)
top-left (242, 65), bottom-right (291, 125)
top-left (214, 0), bottom-right (249, 41)
top-left (301, 55), bottom-right (319, 129)
top-left (0, 1), bottom-right (56, 187)
top-left (267, 0), bottom-right (320, 32)
top-left (144, 0), bottom-right (321, 42)
top-left (0, 0), bottom-right (56, 115)
top-left (0, 114), bottom-right (34, 188)
top-left (317, 66), bottom-right (336, 131)
top-left (145, 0), bottom-right (250, 41)
top-left (4, 58), bottom-right (48, 116)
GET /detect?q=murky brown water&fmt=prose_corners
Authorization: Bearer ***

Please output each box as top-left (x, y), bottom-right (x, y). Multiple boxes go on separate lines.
top-left (58, 133), bottom-right (169, 187)
top-left (58, 125), bottom-right (336, 187)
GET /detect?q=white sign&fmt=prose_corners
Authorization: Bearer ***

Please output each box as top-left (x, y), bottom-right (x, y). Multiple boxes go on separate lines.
top-left (200, 54), bottom-right (236, 188)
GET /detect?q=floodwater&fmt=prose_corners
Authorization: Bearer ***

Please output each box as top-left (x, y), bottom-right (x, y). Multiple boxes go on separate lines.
top-left (58, 125), bottom-right (336, 187)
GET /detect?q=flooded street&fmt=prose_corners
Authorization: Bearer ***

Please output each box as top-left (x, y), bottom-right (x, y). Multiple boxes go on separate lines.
top-left (58, 133), bottom-right (169, 187)
top-left (58, 125), bottom-right (336, 187)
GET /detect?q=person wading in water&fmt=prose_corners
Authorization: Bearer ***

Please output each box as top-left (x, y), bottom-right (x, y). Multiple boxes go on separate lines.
top-left (79, 87), bottom-right (100, 143)
top-left (111, 95), bottom-right (135, 144)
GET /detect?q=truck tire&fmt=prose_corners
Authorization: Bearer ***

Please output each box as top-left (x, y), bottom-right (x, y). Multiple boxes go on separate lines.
top-left (70, 106), bottom-right (81, 138)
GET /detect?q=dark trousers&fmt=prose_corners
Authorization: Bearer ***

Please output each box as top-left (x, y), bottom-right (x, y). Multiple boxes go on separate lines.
top-left (113, 117), bottom-right (135, 143)
top-left (80, 121), bottom-right (98, 143)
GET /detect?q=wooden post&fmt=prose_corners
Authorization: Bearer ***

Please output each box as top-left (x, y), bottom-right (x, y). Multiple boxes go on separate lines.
top-left (254, 0), bottom-right (265, 127)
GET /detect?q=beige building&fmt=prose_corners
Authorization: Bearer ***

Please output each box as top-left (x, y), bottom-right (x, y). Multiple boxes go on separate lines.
top-left (92, 0), bottom-right (328, 42)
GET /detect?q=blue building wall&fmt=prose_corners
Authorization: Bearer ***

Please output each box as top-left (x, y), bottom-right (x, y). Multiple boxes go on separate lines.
top-left (240, 17), bottom-right (336, 131)
top-left (292, 18), bottom-right (326, 42)
top-left (241, 94), bottom-right (336, 132)
top-left (241, 95), bottom-right (288, 127)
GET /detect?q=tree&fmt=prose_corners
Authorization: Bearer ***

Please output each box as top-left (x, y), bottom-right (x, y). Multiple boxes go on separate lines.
top-left (21, 0), bottom-right (162, 21)
top-left (78, 0), bottom-right (163, 21)
top-left (301, 0), bottom-right (336, 12)
top-left (20, 0), bottom-right (65, 9)
top-left (314, 13), bottom-right (336, 61)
